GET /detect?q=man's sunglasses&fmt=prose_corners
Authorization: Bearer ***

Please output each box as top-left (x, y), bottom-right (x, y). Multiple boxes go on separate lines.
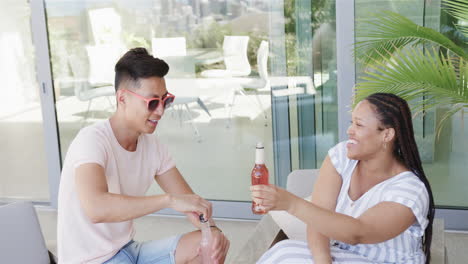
top-left (122, 89), bottom-right (175, 111)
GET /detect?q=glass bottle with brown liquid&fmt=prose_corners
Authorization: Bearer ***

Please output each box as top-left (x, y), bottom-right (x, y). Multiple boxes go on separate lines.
top-left (251, 142), bottom-right (269, 214)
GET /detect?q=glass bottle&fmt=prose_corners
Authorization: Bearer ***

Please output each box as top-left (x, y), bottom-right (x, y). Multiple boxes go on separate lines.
top-left (251, 142), bottom-right (269, 214)
top-left (199, 214), bottom-right (213, 264)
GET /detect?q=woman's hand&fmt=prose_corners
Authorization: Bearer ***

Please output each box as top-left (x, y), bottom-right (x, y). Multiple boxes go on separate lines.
top-left (250, 184), bottom-right (299, 212)
top-left (168, 193), bottom-right (212, 219)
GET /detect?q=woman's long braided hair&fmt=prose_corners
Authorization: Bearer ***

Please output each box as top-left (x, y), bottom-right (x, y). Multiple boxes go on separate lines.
top-left (365, 93), bottom-right (435, 264)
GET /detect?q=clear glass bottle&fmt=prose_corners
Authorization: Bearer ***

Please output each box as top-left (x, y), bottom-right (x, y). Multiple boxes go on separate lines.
top-left (199, 214), bottom-right (213, 264)
top-left (251, 142), bottom-right (269, 214)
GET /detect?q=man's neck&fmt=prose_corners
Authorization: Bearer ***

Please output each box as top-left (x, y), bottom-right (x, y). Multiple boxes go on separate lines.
top-left (109, 114), bottom-right (140, 152)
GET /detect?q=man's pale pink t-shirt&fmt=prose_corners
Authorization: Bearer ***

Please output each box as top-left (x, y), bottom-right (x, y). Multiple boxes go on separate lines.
top-left (57, 120), bottom-right (175, 264)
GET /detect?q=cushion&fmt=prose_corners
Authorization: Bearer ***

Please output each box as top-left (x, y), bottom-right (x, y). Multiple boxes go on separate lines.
top-left (268, 196), bottom-right (310, 241)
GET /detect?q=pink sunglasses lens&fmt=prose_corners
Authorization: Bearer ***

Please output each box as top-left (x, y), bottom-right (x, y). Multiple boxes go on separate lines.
top-left (148, 100), bottom-right (160, 111)
top-left (163, 97), bottom-right (174, 109)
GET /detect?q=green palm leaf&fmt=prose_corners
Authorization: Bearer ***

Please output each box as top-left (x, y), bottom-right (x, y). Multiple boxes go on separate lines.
top-left (355, 11), bottom-right (467, 66)
top-left (355, 46), bottom-right (468, 136)
top-left (443, 0), bottom-right (468, 40)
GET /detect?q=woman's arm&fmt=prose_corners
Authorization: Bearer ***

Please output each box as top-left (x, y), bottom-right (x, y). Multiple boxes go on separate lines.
top-left (291, 198), bottom-right (415, 244)
top-left (252, 184), bottom-right (416, 245)
top-left (307, 156), bottom-right (342, 263)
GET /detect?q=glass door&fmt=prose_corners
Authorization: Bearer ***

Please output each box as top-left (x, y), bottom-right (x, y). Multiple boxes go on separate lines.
top-left (42, 0), bottom-right (340, 219)
top-left (44, 0), bottom-right (278, 219)
top-left (0, 0), bottom-right (50, 203)
top-left (354, 0), bottom-right (468, 229)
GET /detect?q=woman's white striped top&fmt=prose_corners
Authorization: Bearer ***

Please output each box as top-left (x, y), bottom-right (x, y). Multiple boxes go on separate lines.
top-left (257, 141), bottom-right (430, 264)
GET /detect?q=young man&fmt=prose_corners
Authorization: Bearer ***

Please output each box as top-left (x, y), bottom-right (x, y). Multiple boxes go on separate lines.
top-left (57, 48), bottom-right (229, 264)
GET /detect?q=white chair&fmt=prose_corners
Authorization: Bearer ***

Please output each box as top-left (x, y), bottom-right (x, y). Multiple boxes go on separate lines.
top-left (152, 37), bottom-right (187, 57)
top-left (269, 169), bottom-right (318, 241)
top-left (86, 7), bottom-right (125, 86)
top-left (200, 36), bottom-right (251, 78)
top-left (88, 7), bottom-right (122, 45)
top-left (0, 201), bottom-right (56, 263)
top-left (165, 78), bottom-right (211, 142)
top-left (227, 41), bottom-right (270, 124)
top-left (68, 54), bottom-right (115, 124)
top-left (151, 37), bottom-right (195, 78)
top-left (85, 44), bottom-right (124, 86)
top-left (151, 37), bottom-right (211, 141)
top-left (239, 40), bottom-right (270, 91)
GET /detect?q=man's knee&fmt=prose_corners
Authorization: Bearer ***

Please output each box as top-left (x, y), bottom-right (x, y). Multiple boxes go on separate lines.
top-left (175, 231), bottom-right (202, 264)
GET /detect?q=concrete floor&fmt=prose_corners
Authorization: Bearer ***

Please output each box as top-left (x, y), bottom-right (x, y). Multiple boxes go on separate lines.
top-left (445, 231), bottom-right (468, 264)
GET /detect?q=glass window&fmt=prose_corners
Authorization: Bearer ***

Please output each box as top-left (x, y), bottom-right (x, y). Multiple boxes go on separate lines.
top-left (0, 0), bottom-right (49, 201)
top-left (282, 0), bottom-right (338, 172)
top-left (355, 0), bottom-right (468, 208)
top-left (46, 0), bottom-right (338, 203)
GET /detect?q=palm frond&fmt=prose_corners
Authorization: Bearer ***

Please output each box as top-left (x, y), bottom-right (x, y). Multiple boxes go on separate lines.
top-left (443, 0), bottom-right (468, 40)
top-left (355, 47), bottom-right (468, 135)
top-left (355, 11), bottom-right (467, 66)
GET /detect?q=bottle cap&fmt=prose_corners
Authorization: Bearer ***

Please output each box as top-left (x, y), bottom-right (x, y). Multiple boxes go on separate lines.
top-left (199, 214), bottom-right (208, 223)
top-left (256, 142), bottom-right (264, 149)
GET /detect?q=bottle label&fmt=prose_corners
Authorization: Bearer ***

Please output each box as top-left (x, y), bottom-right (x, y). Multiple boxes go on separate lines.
top-left (253, 171), bottom-right (262, 179)
top-left (255, 148), bottom-right (265, 164)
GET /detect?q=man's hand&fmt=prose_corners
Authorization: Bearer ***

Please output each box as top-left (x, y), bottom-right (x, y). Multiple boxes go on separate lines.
top-left (168, 193), bottom-right (213, 219)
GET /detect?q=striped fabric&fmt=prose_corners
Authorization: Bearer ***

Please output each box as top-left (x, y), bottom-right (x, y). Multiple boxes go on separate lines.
top-left (257, 141), bottom-right (429, 264)
top-left (257, 240), bottom-right (377, 263)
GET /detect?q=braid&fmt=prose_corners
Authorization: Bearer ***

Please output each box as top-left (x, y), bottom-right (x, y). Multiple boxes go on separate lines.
top-left (365, 93), bottom-right (435, 264)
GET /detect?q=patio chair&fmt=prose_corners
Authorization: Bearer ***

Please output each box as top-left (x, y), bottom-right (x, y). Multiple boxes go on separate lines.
top-left (151, 38), bottom-right (211, 141)
top-left (68, 53), bottom-right (115, 125)
top-left (88, 7), bottom-right (122, 45)
top-left (227, 40), bottom-right (269, 124)
top-left (151, 37), bottom-right (195, 78)
top-left (200, 36), bottom-right (251, 78)
top-left (152, 37), bottom-right (187, 57)
top-left (165, 78), bottom-right (211, 142)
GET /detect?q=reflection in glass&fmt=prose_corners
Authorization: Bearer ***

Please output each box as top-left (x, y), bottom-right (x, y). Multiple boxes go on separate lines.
top-left (46, 0), bottom-right (339, 202)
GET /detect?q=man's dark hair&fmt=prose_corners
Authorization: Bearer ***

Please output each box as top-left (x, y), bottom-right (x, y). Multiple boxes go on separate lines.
top-left (114, 47), bottom-right (169, 91)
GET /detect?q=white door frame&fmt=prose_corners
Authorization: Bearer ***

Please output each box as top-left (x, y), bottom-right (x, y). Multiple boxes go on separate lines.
top-left (30, 0), bottom-right (62, 209)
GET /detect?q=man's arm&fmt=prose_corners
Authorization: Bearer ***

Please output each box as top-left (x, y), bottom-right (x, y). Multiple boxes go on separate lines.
top-left (156, 167), bottom-right (230, 263)
top-left (155, 167), bottom-right (214, 229)
top-left (75, 163), bottom-right (210, 223)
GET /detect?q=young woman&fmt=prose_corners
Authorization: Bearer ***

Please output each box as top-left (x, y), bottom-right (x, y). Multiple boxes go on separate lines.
top-left (251, 93), bottom-right (434, 264)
